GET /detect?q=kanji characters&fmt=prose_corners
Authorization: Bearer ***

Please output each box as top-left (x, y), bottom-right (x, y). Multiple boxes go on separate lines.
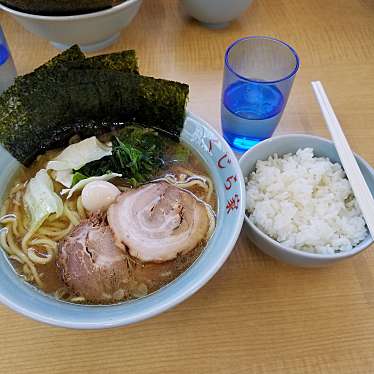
top-left (217, 153), bottom-right (232, 169)
top-left (225, 175), bottom-right (237, 190)
top-left (226, 194), bottom-right (240, 214)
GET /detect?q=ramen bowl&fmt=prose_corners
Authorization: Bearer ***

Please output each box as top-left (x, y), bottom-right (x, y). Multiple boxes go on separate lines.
top-left (0, 0), bottom-right (143, 52)
top-left (0, 113), bottom-right (245, 329)
top-left (240, 134), bottom-right (374, 267)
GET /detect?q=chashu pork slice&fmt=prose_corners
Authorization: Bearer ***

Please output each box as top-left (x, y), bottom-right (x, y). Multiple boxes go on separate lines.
top-left (107, 181), bottom-right (210, 262)
top-left (57, 214), bottom-right (130, 303)
top-left (57, 217), bottom-right (201, 302)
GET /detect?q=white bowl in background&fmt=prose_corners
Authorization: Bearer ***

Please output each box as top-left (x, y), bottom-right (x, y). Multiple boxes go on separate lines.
top-left (0, 0), bottom-right (143, 52)
top-left (181, 0), bottom-right (253, 28)
top-left (240, 134), bottom-right (374, 267)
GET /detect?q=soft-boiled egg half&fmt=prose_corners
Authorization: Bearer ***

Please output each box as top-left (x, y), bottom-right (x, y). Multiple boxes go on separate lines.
top-left (81, 180), bottom-right (121, 212)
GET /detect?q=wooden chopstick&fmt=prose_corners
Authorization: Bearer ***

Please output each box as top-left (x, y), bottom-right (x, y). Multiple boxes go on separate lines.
top-left (311, 80), bottom-right (374, 239)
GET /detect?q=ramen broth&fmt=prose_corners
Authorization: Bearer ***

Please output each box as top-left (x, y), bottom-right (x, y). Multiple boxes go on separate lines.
top-left (0, 135), bottom-right (216, 304)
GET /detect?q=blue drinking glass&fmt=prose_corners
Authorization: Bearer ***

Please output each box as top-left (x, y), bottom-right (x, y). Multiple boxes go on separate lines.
top-left (0, 26), bottom-right (16, 93)
top-left (221, 36), bottom-right (299, 152)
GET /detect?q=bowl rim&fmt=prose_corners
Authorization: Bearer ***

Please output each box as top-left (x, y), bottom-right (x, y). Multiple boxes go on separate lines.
top-left (239, 133), bottom-right (374, 260)
top-left (0, 0), bottom-right (142, 21)
top-left (0, 112), bottom-right (246, 329)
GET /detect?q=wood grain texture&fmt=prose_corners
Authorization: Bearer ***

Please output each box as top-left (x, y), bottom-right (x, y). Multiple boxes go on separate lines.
top-left (1, 0), bottom-right (374, 373)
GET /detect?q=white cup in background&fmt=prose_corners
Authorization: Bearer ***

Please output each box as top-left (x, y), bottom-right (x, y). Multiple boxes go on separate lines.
top-left (181, 0), bottom-right (253, 28)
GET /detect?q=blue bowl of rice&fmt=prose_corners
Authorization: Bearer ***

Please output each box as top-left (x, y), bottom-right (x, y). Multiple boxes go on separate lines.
top-left (240, 134), bottom-right (374, 267)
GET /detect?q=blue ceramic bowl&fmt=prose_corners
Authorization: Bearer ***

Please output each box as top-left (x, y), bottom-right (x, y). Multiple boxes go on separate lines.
top-left (0, 113), bottom-right (245, 328)
top-left (240, 134), bottom-right (374, 267)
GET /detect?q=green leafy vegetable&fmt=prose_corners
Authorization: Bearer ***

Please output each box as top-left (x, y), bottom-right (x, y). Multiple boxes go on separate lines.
top-left (71, 172), bottom-right (89, 187)
top-left (76, 126), bottom-right (164, 186)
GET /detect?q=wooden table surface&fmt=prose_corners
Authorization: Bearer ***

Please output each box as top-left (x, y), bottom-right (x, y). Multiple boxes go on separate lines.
top-left (1, 0), bottom-right (374, 373)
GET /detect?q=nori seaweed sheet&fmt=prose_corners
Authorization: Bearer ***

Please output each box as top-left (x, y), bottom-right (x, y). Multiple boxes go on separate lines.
top-left (0, 69), bottom-right (188, 165)
top-left (85, 50), bottom-right (139, 74)
top-left (15, 46), bottom-right (138, 85)
top-left (14, 45), bottom-right (85, 85)
top-left (0, 0), bottom-right (125, 16)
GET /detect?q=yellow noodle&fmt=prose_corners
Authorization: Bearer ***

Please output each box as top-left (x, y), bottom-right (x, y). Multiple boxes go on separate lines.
top-left (205, 205), bottom-right (216, 239)
top-left (174, 170), bottom-right (214, 204)
top-left (54, 287), bottom-right (72, 300)
top-left (5, 227), bottom-right (43, 286)
top-left (21, 226), bottom-right (39, 252)
top-left (12, 199), bottom-right (21, 207)
top-left (11, 207), bottom-right (22, 238)
top-left (0, 206), bottom-right (6, 218)
top-left (77, 196), bottom-right (87, 220)
top-left (12, 219), bottom-right (21, 238)
top-left (15, 190), bottom-right (23, 203)
top-left (0, 228), bottom-right (26, 264)
top-left (38, 226), bottom-right (67, 234)
top-left (175, 166), bottom-right (194, 176)
top-left (22, 264), bottom-right (31, 277)
top-left (9, 183), bottom-right (25, 195)
top-left (70, 296), bottom-right (85, 303)
top-left (12, 217), bottom-right (25, 238)
top-left (30, 238), bottom-right (58, 256)
top-left (0, 228), bottom-right (14, 256)
top-left (27, 247), bottom-right (54, 265)
top-left (21, 214), bottom-right (29, 232)
top-left (38, 223), bottom-right (74, 241)
top-left (47, 210), bottom-right (64, 223)
top-left (9, 255), bottom-right (24, 264)
top-left (63, 201), bottom-right (80, 226)
top-left (45, 219), bottom-right (70, 229)
top-left (37, 227), bottom-right (58, 235)
top-left (164, 174), bottom-right (214, 203)
top-left (13, 206), bottom-right (28, 248)
top-left (43, 220), bottom-right (70, 231)
top-left (22, 264), bottom-right (34, 283)
top-left (6, 226), bottom-right (27, 260)
top-left (173, 179), bottom-right (208, 191)
top-left (0, 213), bottom-right (16, 224)
top-left (205, 176), bottom-right (214, 204)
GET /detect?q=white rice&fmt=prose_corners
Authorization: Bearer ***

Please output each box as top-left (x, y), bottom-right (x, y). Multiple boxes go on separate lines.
top-left (246, 148), bottom-right (367, 255)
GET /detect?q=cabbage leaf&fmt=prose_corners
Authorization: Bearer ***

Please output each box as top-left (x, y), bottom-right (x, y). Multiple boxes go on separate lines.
top-left (47, 136), bottom-right (112, 187)
top-left (23, 169), bottom-right (64, 232)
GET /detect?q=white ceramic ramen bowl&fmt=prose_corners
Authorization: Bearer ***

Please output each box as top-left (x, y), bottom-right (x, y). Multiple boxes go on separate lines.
top-left (240, 134), bottom-right (374, 267)
top-left (0, 112), bottom-right (245, 329)
top-left (180, 0), bottom-right (253, 28)
top-left (0, 0), bottom-right (143, 52)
